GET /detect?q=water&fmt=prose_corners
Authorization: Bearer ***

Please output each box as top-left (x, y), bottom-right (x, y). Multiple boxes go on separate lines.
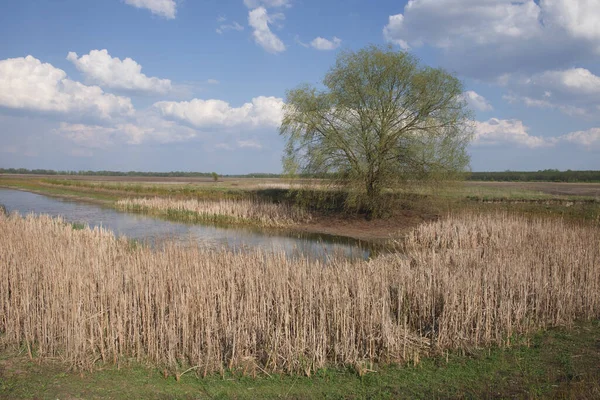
top-left (0, 188), bottom-right (369, 261)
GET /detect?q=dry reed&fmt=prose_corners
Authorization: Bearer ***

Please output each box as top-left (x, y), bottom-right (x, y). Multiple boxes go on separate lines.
top-left (0, 212), bottom-right (598, 375)
top-left (116, 197), bottom-right (311, 227)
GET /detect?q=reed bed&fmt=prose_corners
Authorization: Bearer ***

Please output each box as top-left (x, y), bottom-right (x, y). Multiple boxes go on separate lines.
top-left (116, 197), bottom-right (311, 227)
top-left (0, 212), bottom-right (599, 375)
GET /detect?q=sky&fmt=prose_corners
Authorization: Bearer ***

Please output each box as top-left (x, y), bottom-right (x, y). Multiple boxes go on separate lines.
top-left (0, 0), bottom-right (599, 174)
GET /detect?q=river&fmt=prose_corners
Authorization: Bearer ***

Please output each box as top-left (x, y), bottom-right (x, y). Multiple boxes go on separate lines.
top-left (0, 188), bottom-right (369, 261)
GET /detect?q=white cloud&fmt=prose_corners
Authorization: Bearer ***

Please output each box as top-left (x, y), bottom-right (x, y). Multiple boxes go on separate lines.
top-left (237, 139), bottom-right (263, 149)
top-left (67, 50), bottom-right (172, 95)
top-left (55, 123), bottom-right (120, 149)
top-left (244, 0), bottom-right (290, 8)
top-left (541, 0), bottom-right (600, 42)
top-left (473, 118), bottom-right (556, 148)
top-left (502, 68), bottom-right (600, 116)
top-left (0, 55), bottom-right (134, 120)
top-left (206, 79), bottom-right (220, 85)
top-left (124, 0), bottom-right (176, 19)
top-left (55, 114), bottom-right (197, 148)
top-left (383, 0), bottom-right (600, 79)
top-left (503, 94), bottom-right (587, 117)
top-left (310, 37), bottom-right (342, 51)
top-left (216, 21), bottom-right (244, 34)
top-left (248, 7), bottom-right (286, 53)
top-left (560, 128), bottom-right (600, 148)
top-left (463, 91), bottom-right (493, 112)
top-left (533, 68), bottom-right (600, 97)
top-left (294, 35), bottom-right (309, 48)
top-left (383, 14), bottom-right (409, 50)
top-left (153, 96), bottom-right (284, 129)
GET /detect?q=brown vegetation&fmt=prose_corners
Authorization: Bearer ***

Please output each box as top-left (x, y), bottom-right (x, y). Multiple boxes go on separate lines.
top-left (116, 197), bottom-right (311, 227)
top-left (0, 212), bottom-right (599, 376)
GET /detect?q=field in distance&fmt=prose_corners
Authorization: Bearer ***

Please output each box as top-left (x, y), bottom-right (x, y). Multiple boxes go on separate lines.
top-left (3, 173), bottom-right (600, 195)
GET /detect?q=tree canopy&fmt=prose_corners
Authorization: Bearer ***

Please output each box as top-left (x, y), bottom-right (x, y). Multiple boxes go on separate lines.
top-left (280, 45), bottom-right (473, 216)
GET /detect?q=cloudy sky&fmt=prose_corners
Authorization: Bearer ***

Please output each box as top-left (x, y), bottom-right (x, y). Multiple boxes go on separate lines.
top-left (1, 0), bottom-right (599, 173)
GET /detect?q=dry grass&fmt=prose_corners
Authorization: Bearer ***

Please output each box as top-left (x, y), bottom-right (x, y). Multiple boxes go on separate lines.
top-left (116, 197), bottom-right (311, 227)
top-left (0, 212), bottom-right (599, 376)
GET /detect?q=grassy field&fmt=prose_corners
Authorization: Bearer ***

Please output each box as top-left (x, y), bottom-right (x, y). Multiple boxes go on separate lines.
top-left (3, 174), bottom-right (600, 203)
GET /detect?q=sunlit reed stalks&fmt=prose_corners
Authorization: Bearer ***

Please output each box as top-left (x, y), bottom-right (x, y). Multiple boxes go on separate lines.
top-left (116, 197), bottom-right (311, 227)
top-left (0, 212), bottom-right (598, 375)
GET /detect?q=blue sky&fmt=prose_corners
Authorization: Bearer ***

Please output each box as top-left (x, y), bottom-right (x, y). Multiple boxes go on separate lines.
top-left (1, 0), bottom-right (599, 174)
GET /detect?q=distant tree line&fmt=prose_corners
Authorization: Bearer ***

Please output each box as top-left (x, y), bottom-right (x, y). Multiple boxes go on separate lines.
top-left (0, 168), bottom-right (284, 179)
top-left (0, 168), bottom-right (215, 177)
top-left (468, 170), bottom-right (600, 183)
top-left (2, 168), bottom-right (600, 182)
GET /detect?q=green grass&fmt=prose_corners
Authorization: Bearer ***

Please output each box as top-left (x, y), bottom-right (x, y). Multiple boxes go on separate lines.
top-left (70, 222), bottom-right (86, 230)
top-left (1, 321), bottom-right (599, 399)
top-left (38, 178), bottom-right (251, 200)
top-left (0, 178), bottom-right (120, 203)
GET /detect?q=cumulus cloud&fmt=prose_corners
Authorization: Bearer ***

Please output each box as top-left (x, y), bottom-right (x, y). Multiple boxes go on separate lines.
top-left (503, 94), bottom-right (587, 117)
top-left (55, 115), bottom-right (197, 148)
top-left (310, 36), bottom-right (342, 51)
top-left (248, 7), bottom-right (286, 53)
top-left (463, 91), bottom-right (493, 112)
top-left (541, 0), bottom-right (600, 42)
top-left (0, 55), bottom-right (134, 120)
top-left (124, 0), bottom-right (176, 19)
top-left (244, 0), bottom-right (290, 8)
top-left (55, 123), bottom-right (120, 149)
top-left (383, 14), bottom-right (409, 50)
top-left (559, 128), bottom-right (600, 148)
top-left (502, 67), bottom-right (600, 116)
top-left (473, 118), bottom-right (556, 148)
top-left (383, 0), bottom-right (600, 79)
top-left (67, 50), bottom-right (172, 95)
top-left (153, 96), bottom-right (284, 129)
top-left (533, 68), bottom-right (600, 97)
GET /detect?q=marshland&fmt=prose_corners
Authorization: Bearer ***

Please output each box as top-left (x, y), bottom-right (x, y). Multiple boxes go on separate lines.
top-left (1, 173), bottom-right (600, 398)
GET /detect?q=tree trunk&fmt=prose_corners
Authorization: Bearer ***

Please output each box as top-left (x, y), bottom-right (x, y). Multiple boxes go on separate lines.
top-left (365, 179), bottom-right (380, 220)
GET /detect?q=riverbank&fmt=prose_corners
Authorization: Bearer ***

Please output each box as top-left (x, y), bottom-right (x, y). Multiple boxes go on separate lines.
top-left (0, 175), bottom-right (432, 243)
top-left (2, 174), bottom-right (599, 243)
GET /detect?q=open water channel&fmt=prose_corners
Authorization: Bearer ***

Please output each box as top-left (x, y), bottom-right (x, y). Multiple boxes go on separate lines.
top-left (0, 188), bottom-right (370, 261)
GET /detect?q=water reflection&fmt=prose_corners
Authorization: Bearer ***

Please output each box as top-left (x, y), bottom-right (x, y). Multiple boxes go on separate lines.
top-left (0, 188), bottom-right (369, 261)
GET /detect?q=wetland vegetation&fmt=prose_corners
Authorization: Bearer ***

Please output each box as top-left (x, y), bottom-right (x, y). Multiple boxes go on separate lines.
top-left (1, 180), bottom-right (599, 398)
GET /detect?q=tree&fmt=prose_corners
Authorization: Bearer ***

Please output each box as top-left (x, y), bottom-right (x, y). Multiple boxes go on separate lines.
top-left (280, 45), bottom-right (473, 217)
top-left (211, 172), bottom-right (219, 182)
